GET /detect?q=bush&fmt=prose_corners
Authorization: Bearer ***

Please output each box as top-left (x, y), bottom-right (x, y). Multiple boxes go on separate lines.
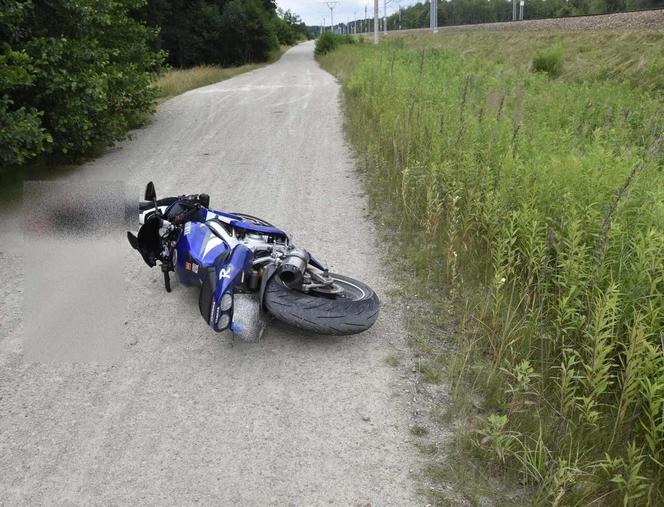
top-left (314, 32), bottom-right (354, 57)
top-left (272, 16), bottom-right (297, 46)
top-left (142, 0), bottom-right (282, 68)
top-left (216, 0), bottom-right (279, 66)
top-left (0, 0), bottom-right (163, 167)
top-left (0, 46), bottom-right (51, 165)
top-left (532, 44), bottom-right (564, 77)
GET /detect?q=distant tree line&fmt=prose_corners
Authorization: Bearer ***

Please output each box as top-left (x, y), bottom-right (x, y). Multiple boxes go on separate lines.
top-left (0, 0), bottom-right (307, 168)
top-left (140, 0), bottom-right (308, 68)
top-left (338, 0), bottom-right (663, 32)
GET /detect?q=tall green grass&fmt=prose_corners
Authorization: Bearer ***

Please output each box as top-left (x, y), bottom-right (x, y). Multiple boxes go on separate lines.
top-left (321, 33), bottom-right (664, 505)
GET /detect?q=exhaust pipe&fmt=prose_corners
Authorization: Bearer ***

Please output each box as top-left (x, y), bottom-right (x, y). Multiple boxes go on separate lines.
top-left (278, 248), bottom-right (310, 288)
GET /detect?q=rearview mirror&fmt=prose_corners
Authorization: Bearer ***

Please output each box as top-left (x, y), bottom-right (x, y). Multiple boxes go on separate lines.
top-left (144, 181), bottom-right (156, 202)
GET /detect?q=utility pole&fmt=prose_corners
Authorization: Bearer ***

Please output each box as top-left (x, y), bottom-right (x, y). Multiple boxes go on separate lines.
top-left (430, 0), bottom-right (438, 33)
top-left (512, 0), bottom-right (517, 21)
top-left (383, 0), bottom-right (387, 34)
top-left (365, 4), bottom-right (368, 33)
top-left (519, 0), bottom-right (524, 20)
top-left (325, 2), bottom-right (339, 33)
top-left (354, 11), bottom-right (357, 33)
top-left (322, 17), bottom-right (325, 34)
top-left (373, 0), bottom-right (379, 44)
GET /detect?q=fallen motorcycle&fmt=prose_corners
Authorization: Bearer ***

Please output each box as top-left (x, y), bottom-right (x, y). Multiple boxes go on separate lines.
top-left (127, 182), bottom-right (380, 338)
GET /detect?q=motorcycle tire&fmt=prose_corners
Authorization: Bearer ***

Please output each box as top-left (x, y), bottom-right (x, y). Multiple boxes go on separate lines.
top-left (264, 273), bottom-right (380, 335)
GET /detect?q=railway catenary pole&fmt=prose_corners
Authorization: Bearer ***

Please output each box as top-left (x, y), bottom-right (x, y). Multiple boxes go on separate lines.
top-left (430, 0), bottom-right (438, 33)
top-left (512, 0), bottom-right (517, 21)
top-left (384, 0), bottom-right (388, 34)
top-left (373, 0), bottom-right (379, 44)
top-left (325, 2), bottom-right (339, 33)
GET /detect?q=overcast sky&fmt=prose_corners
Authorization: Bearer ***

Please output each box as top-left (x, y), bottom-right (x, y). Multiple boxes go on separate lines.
top-left (277, 0), bottom-right (418, 26)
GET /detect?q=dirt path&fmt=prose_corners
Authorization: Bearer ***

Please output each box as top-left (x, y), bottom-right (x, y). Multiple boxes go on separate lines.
top-left (0, 42), bottom-right (421, 505)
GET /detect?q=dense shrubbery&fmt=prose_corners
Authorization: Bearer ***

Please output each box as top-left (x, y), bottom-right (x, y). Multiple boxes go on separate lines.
top-left (141, 1), bottom-right (307, 68)
top-left (532, 44), bottom-right (564, 77)
top-left (0, 0), bottom-right (162, 167)
top-left (314, 32), bottom-right (355, 57)
top-left (321, 35), bottom-right (664, 504)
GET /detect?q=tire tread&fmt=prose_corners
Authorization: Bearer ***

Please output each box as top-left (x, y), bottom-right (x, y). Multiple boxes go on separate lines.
top-left (264, 274), bottom-right (380, 335)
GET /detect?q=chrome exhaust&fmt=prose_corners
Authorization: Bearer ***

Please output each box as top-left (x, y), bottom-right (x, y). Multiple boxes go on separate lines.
top-left (277, 248), bottom-right (310, 288)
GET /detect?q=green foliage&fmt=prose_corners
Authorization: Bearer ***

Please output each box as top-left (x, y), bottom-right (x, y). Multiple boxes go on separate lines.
top-left (272, 8), bottom-right (308, 46)
top-left (321, 32), bottom-right (664, 504)
top-left (0, 0), bottom-right (162, 167)
top-left (272, 16), bottom-right (298, 46)
top-left (532, 44), bottom-right (564, 77)
top-left (314, 32), bottom-right (355, 57)
top-left (140, 0), bottom-right (303, 68)
top-left (216, 0), bottom-right (278, 66)
top-left (399, 31), bottom-right (664, 94)
top-left (0, 45), bottom-right (50, 165)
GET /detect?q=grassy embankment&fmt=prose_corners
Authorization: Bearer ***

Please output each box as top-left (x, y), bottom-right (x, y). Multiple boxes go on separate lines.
top-left (155, 46), bottom-right (288, 101)
top-left (319, 30), bottom-right (664, 505)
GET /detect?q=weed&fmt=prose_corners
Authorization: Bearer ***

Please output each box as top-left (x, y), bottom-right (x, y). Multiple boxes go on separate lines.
top-left (411, 425), bottom-right (430, 437)
top-left (320, 29), bottom-right (664, 504)
top-left (532, 44), bottom-right (564, 78)
top-left (384, 354), bottom-right (401, 367)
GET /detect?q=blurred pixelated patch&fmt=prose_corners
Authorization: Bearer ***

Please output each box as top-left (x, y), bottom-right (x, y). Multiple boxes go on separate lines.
top-left (23, 181), bottom-right (135, 239)
top-left (22, 181), bottom-right (134, 363)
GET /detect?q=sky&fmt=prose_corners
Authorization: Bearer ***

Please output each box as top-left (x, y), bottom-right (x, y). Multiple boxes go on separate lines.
top-left (277, 0), bottom-right (418, 26)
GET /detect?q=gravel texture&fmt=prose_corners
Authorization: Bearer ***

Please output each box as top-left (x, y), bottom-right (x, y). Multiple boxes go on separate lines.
top-left (0, 42), bottom-right (421, 506)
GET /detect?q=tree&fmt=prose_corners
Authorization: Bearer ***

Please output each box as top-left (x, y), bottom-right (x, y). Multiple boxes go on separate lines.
top-left (0, 0), bottom-right (162, 166)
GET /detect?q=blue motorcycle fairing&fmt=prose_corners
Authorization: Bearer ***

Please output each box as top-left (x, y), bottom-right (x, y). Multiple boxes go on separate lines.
top-left (209, 244), bottom-right (254, 332)
top-left (175, 221), bottom-right (230, 286)
top-left (206, 209), bottom-right (288, 238)
top-left (230, 220), bottom-right (288, 237)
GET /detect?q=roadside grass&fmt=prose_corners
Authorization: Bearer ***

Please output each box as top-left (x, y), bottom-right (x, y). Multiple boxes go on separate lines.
top-left (155, 64), bottom-right (261, 100)
top-left (384, 30), bottom-right (664, 93)
top-left (320, 29), bottom-right (664, 506)
top-left (155, 46), bottom-right (288, 101)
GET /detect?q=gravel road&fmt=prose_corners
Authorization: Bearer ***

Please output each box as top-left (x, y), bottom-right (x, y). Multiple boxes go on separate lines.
top-left (0, 42), bottom-right (420, 505)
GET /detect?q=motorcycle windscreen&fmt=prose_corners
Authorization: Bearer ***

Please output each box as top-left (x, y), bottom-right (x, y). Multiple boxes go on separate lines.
top-left (136, 214), bottom-right (161, 267)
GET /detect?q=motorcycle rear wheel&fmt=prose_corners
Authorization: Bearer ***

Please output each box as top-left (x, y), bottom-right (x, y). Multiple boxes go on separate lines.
top-left (264, 273), bottom-right (380, 335)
